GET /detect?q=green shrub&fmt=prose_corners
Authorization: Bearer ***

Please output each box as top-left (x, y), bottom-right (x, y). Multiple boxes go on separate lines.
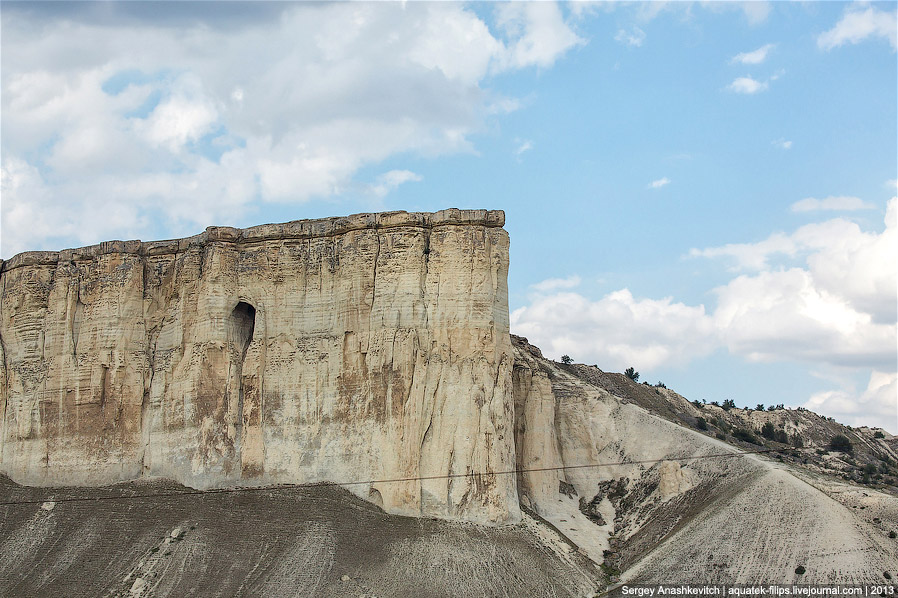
top-left (716, 432), bottom-right (726, 440)
top-left (761, 422), bottom-right (775, 440)
top-left (756, 403), bottom-right (765, 411)
top-left (624, 367), bottom-right (639, 382)
top-left (693, 400), bottom-right (703, 409)
top-left (829, 435), bottom-right (853, 453)
top-left (561, 355), bottom-right (573, 364)
top-left (722, 399), bottom-right (736, 411)
top-left (774, 429), bottom-right (789, 444)
top-left (874, 430), bottom-right (885, 439)
top-left (696, 417), bottom-right (708, 431)
top-left (733, 428), bottom-right (761, 445)
top-left (889, 531), bottom-right (896, 539)
top-left (795, 565), bottom-right (806, 575)
top-left (791, 434), bottom-right (804, 448)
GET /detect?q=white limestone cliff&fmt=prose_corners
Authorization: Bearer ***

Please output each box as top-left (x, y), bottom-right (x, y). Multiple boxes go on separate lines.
top-left (0, 209), bottom-right (519, 524)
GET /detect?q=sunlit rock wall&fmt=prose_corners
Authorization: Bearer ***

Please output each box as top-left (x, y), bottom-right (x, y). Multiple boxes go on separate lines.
top-left (0, 209), bottom-right (519, 524)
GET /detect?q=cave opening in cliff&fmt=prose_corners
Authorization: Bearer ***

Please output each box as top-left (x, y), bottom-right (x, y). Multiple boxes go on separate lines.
top-left (229, 301), bottom-right (256, 360)
top-left (228, 301), bottom-right (256, 462)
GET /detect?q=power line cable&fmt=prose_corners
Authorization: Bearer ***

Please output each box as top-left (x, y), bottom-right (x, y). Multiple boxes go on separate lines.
top-left (0, 447), bottom-right (781, 508)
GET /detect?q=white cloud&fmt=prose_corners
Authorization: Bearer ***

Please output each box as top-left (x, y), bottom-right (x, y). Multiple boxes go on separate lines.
top-left (887, 179), bottom-right (898, 190)
top-left (790, 196), bottom-right (874, 213)
top-left (803, 371), bottom-right (897, 430)
top-left (818, 5), bottom-right (898, 51)
top-left (689, 232), bottom-right (796, 271)
top-left (731, 43), bottom-right (775, 65)
top-left (739, 2), bottom-right (771, 26)
top-left (727, 76), bottom-right (768, 94)
top-left (511, 289), bottom-right (717, 370)
top-left (648, 177), bottom-right (670, 189)
top-left (516, 198), bottom-right (897, 381)
top-left (368, 170), bottom-right (423, 199)
top-left (614, 27), bottom-right (646, 48)
top-left (494, 2), bottom-right (584, 70)
top-left (712, 267), bottom-right (895, 369)
top-left (530, 275), bottom-right (581, 293)
top-left (136, 84), bottom-right (219, 153)
top-left (515, 139), bottom-right (534, 157)
top-left (772, 138), bottom-right (792, 150)
top-left (0, 2), bottom-right (583, 257)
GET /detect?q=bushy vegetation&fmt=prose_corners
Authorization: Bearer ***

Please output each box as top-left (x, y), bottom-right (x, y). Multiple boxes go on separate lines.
top-left (696, 417), bottom-right (708, 431)
top-left (829, 434), bottom-right (853, 453)
top-left (874, 430), bottom-right (885, 439)
top-left (560, 355), bottom-right (573, 364)
top-left (721, 399), bottom-right (736, 411)
top-left (624, 367), bottom-right (639, 382)
top-left (733, 428), bottom-right (761, 445)
top-left (761, 422), bottom-right (776, 440)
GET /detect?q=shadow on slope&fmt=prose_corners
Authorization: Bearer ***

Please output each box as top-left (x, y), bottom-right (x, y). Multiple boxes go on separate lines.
top-left (0, 476), bottom-right (598, 598)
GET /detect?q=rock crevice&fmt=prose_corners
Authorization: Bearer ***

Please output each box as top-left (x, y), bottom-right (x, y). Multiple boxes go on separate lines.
top-left (0, 209), bottom-right (518, 524)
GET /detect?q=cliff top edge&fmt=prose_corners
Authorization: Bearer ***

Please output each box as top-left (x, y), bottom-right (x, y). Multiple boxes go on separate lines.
top-left (0, 208), bottom-right (505, 273)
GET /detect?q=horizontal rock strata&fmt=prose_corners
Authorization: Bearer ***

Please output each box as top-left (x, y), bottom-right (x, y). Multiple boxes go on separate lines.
top-left (0, 209), bottom-right (519, 524)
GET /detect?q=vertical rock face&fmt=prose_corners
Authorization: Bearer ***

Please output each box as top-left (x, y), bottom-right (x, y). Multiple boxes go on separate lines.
top-left (0, 209), bottom-right (519, 524)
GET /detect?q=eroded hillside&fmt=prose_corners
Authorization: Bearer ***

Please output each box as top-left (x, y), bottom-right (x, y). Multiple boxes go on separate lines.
top-left (0, 476), bottom-right (598, 598)
top-left (510, 335), bottom-right (898, 586)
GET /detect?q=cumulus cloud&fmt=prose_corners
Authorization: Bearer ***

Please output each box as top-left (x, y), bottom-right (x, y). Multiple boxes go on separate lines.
top-left (712, 267), bottom-right (895, 369)
top-left (727, 76), bottom-right (768, 94)
top-left (494, 2), bottom-right (584, 70)
top-left (731, 43), bottom-right (775, 65)
top-left (648, 177), bottom-right (670, 189)
top-left (511, 289), bottom-right (717, 370)
top-left (790, 196), bottom-right (874, 212)
top-left (772, 138), bottom-right (792, 150)
top-left (818, 5), bottom-right (898, 51)
top-left (515, 198), bottom-right (897, 383)
top-left (804, 371), bottom-right (897, 430)
top-left (1, 2), bottom-right (583, 257)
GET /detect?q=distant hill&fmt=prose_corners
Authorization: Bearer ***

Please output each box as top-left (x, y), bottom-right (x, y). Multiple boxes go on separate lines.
top-left (511, 335), bottom-right (898, 587)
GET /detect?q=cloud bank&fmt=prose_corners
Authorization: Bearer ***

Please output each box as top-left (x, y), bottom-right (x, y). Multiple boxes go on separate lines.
top-left (1, 2), bottom-right (582, 257)
top-left (513, 199), bottom-right (898, 429)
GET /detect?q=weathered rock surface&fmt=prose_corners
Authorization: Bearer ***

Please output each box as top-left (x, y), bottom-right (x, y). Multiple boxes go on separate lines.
top-left (0, 209), bottom-right (518, 524)
top-left (0, 475), bottom-right (598, 598)
top-left (510, 335), bottom-right (898, 585)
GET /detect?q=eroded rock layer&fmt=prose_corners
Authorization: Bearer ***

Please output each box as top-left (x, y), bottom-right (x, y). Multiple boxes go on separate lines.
top-left (0, 209), bottom-right (519, 524)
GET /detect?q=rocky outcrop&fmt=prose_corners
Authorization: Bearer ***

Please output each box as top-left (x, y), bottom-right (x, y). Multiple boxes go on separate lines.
top-left (509, 335), bottom-right (898, 584)
top-left (0, 209), bottom-right (518, 524)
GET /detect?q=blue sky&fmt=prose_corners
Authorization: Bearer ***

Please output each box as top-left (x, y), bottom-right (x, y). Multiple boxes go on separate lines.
top-left (2, 1), bottom-right (896, 430)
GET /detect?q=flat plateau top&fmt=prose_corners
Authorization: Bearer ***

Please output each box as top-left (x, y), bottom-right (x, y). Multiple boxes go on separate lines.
top-left (0, 208), bottom-right (505, 272)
